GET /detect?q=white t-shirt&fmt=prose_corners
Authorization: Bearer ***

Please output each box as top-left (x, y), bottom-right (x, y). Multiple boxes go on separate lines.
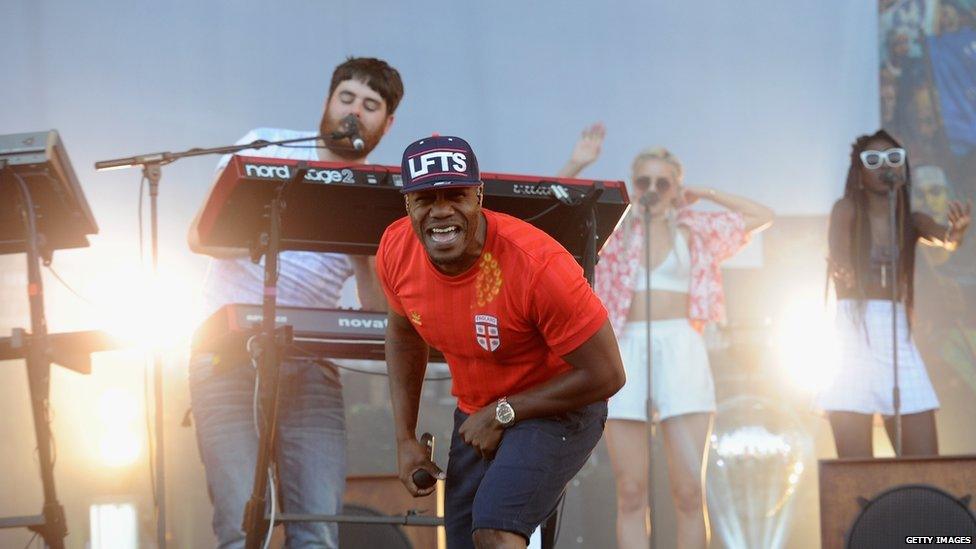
top-left (200, 127), bottom-right (354, 316)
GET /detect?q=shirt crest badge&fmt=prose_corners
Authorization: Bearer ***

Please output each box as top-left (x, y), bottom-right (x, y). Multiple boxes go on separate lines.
top-left (474, 314), bottom-right (500, 352)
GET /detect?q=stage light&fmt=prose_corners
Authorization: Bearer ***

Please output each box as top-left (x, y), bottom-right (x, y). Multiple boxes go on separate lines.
top-left (707, 395), bottom-right (812, 549)
top-left (95, 388), bottom-right (141, 467)
top-left (772, 296), bottom-right (838, 395)
top-left (42, 239), bottom-right (203, 354)
top-left (90, 501), bottom-right (138, 549)
top-left (77, 244), bottom-right (204, 353)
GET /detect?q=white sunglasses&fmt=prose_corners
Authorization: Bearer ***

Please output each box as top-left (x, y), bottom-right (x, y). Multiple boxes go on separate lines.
top-left (859, 148), bottom-right (906, 169)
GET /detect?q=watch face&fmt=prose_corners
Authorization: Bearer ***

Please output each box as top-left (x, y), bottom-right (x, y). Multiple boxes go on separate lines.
top-left (496, 402), bottom-right (515, 425)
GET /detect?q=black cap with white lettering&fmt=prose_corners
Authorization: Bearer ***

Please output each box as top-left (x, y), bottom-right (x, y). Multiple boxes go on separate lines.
top-left (400, 135), bottom-right (481, 193)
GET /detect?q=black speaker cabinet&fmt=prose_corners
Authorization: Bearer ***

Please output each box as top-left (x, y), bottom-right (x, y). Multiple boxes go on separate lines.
top-left (819, 455), bottom-right (976, 548)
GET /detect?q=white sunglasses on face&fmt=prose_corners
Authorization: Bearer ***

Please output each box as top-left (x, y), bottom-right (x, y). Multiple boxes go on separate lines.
top-left (859, 148), bottom-right (906, 169)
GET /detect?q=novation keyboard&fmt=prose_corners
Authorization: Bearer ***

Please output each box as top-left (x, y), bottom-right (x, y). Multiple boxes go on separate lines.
top-left (196, 155), bottom-right (629, 258)
top-left (192, 303), bottom-right (444, 362)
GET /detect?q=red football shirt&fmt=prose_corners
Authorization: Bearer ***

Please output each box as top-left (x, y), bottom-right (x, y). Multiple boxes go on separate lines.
top-left (376, 208), bottom-right (608, 413)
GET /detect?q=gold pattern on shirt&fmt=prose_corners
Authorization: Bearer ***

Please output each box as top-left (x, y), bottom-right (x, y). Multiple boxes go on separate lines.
top-left (475, 252), bottom-right (503, 307)
top-left (409, 311), bottom-right (423, 326)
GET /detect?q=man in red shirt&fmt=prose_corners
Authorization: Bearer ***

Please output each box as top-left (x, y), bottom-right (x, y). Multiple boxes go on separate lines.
top-left (376, 135), bottom-right (625, 548)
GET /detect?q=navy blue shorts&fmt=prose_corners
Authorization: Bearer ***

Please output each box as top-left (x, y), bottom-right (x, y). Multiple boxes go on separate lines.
top-left (444, 400), bottom-right (607, 547)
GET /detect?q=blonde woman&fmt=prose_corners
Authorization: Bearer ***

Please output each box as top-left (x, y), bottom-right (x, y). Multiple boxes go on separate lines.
top-left (559, 124), bottom-right (774, 548)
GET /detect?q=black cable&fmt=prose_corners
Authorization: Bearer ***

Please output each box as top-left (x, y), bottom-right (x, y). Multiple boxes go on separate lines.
top-left (135, 175), bottom-right (159, 509)
top-left (22, 532), bottom-right (37, 549)
top-left (11, 172), bottom-right (39, 249)
top-left (11, 172), bottom-right (59, 477)
top-left (522, 182), bottom-right (591, 223)
top-left (276, 143), bottom-right (328, 149)
top-left (558, 183), bottom-right (590, 197)
top-left (523, 202), bottom-right (562, 224)
top-left (332, 360), bottom-right (452, 381)
top-left (45, 265), bottom-right (96, 306)
top-left (286, 345), bottom-right (452, 381)
top-left (144, 354), bottom-right (157, 507)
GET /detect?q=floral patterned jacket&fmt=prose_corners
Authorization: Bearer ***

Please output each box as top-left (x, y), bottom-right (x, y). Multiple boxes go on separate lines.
top-left (594, 209), bottom-right (748, 334)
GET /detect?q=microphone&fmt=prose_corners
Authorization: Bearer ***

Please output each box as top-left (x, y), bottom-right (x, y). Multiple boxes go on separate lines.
top-left (349, 119), bottom-right (365, 152)
top-left (412, 470), bottom-right (436, 490)
top-left (411, 432), bottom-right (437, 490)
top-left (639, 192), bottom-right (659, 208)
top-left (881, 171), bottom-right (904, 188)
top-left (331, 114), bottom-right (365, 151)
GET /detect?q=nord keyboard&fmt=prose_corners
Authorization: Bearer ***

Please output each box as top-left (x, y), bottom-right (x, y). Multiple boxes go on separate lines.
top-left (192, 303), bottom-right (443, 362)
top-left (196, 155), bottom-right (629, 259)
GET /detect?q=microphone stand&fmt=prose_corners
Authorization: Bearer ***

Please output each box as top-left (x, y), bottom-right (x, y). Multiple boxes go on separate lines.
top-left (640, 200), bottom-right (656, 549)
top-left (887, 183), bottom-right (902, 456)
top-left (242, 164), bottom-right (307, 549)
top-left (93, 134), bottom-right (325, 548)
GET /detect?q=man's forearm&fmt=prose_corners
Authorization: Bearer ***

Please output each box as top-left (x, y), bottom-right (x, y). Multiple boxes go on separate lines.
top-left (386, 336), bottom-right (430, 442)
top-left (506, 321), bottom-right (624, 421)
top-left (506, 367), bottom-right (619, 422)
top-left (350, 255), bottom-right (387, 311)
top-left (556, 160), bottom-right (587, 179)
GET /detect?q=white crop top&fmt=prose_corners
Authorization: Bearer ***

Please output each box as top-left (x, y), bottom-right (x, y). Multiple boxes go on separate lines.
top-left (633, 229), bottom-right (691, 293)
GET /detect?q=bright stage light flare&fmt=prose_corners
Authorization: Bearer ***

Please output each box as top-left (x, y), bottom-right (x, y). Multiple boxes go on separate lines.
top-left (772, 297), bottom-right (839, 395)
top-left (78, 245), bottom-right (204, 352)
top-left (94, 388), bottom-right (141, 467)
top-left (98, 427), bottom-right (141, 468)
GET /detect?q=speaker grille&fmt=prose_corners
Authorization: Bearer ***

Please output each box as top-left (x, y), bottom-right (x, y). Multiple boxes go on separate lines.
top-left (846, 484), bottom-right (976, 549)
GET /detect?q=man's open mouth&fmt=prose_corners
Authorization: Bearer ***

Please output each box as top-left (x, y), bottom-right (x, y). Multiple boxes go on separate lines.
top-left (428, 225), bottom-right (462, 245)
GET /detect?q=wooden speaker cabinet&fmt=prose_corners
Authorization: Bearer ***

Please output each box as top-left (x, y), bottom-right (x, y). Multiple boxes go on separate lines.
top-left (819, 455), bottom-right (976, 548)
top-left (343, 474), bottom-right (443, 549)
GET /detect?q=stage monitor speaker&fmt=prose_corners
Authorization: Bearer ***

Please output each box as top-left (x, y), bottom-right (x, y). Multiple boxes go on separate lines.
top-left (819, 455), bottom-right (976, 548)
top-left (343, 474), bottom-right (441, 549)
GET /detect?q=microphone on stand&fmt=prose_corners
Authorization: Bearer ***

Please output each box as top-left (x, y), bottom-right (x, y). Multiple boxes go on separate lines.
top-left (882, 171), bottom-right (905, 189)
top-left (330, 114), bottom-right (365, 151)
top-left (349, 122), bottom-right (365, 152)
top-left (639, 192), bottom-right (659, 208)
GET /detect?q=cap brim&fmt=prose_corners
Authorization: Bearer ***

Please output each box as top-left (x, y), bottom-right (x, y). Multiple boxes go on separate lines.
top-left (400, 179), bottom-right (483, 194)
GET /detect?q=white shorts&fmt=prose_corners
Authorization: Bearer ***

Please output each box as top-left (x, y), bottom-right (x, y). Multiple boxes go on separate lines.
top-left (607, 319), bottom-right (716, 422)
top-left (815, 299), bottom-right (939, 415)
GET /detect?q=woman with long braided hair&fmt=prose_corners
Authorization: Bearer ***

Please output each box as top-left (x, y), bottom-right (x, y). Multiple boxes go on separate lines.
top-left (817, 129), bottom-right (971, 457)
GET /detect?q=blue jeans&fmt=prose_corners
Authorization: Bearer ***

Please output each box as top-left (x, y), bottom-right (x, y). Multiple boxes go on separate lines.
top-left (189, 353), bottom-right (346, 548)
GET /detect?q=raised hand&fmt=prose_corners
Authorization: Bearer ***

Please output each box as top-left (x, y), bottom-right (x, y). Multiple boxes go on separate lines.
top-left (558, 122), bottom-right (606, 178)
top-left (947, 200), bottom-right (972, 239)
top-left (569, 122), bottom-right (605, 167)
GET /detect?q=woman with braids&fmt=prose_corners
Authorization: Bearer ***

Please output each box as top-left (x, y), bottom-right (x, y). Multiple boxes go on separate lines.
top-left (559, 124), bottom-right (774, 549)
top-left (817, 129), bottom-right (971, 458)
